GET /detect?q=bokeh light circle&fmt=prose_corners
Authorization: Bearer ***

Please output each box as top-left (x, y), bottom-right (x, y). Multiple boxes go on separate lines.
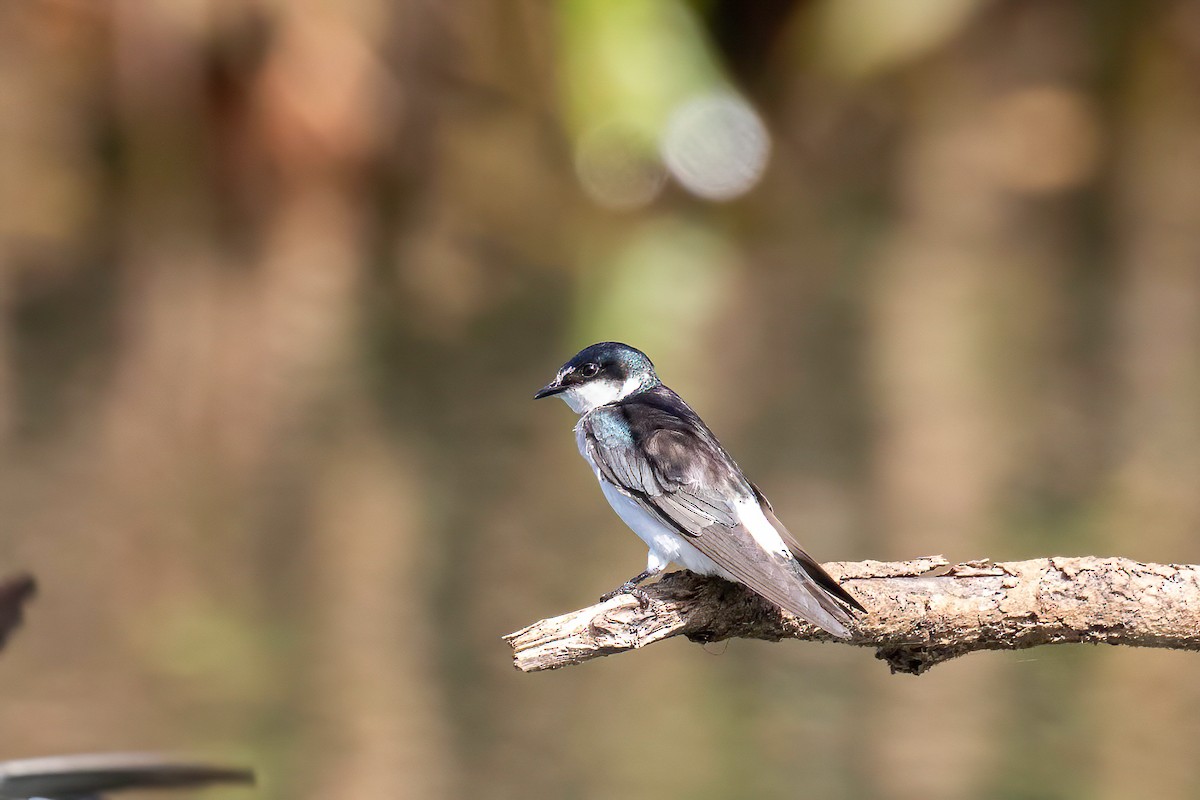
top-left (575, 122), bottom-right (666, 210)
top-left (661, 92), bottom-right (771, 201)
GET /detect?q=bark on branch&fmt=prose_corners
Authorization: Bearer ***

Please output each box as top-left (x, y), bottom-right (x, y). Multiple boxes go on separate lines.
top-left (504, 556), bottom-right (1200, 674)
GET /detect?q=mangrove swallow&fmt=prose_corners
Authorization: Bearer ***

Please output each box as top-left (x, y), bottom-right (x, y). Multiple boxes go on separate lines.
top-left (534, 342), bottom-right (865, 638)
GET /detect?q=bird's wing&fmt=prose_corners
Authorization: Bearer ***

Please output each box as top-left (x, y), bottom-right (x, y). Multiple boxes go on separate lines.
top-left (582, 404), bottom-right (855, 635)
top-left (750, 483), bottom-right (866, 614)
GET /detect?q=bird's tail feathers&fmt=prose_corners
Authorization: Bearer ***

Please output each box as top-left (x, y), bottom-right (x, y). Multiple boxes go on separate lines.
top-left (751, 488), bottom-right (866, 617)
top-left (682, 520), bottom-right (853, 638)
top-left (783, 583), bottom-right (853, 638)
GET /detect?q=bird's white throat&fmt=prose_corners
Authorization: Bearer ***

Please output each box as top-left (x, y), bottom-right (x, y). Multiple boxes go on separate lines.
top-left (560, 375), bottom-right (646, 414)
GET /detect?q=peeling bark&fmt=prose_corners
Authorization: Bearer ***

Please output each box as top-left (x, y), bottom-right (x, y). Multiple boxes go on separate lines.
top-left (504, 557), bottom-right (1200, 675)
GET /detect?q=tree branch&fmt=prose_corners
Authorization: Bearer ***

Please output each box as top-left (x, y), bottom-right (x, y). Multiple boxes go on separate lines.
top-left (504, 556), bottom-right (1200, 674)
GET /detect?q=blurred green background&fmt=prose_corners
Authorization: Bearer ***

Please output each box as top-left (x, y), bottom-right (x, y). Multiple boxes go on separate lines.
top-left (2, 1), bottom-right (1200, 798)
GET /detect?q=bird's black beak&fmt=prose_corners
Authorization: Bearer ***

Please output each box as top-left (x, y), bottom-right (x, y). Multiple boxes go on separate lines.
top-left (534, 379), bottom-right (566, 399)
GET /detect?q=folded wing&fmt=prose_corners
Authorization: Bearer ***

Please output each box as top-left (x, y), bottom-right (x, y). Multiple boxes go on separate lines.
top-left (582, 400), bottom-right (859, 637)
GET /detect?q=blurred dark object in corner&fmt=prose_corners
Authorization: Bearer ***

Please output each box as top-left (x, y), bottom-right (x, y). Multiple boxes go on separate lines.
top-left (0, 753), bottom-right (255, 799)
top-left (706, 0), bottom-right (803, 85)
top-left (0, 574), bottom-right (36, 655)
top-left (0, 581), bottom-right (256, 798)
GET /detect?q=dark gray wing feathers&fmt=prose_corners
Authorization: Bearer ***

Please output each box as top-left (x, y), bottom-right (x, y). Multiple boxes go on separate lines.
top-left (583, 388), bottom-right (862, 636)
top-left (751, 483), bottom-right (867, 614)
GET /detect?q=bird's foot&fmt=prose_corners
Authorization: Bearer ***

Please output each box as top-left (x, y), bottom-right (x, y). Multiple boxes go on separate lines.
top-left (600, 583), bottom-right (653, 609)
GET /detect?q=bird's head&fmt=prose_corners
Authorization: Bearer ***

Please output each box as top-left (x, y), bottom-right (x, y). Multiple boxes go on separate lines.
top-left (534, 342), bottom-right (659, 414)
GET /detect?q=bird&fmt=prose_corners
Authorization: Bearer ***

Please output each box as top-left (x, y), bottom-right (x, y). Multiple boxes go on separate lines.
top-left (534, 341), bottom-right (864, 638)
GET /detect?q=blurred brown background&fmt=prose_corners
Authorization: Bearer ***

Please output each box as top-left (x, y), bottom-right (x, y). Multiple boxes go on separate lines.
top-left (2, 1), bottom-right (1199, 798)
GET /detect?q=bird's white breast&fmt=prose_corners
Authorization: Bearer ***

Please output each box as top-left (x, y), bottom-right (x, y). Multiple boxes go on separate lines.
top-left (576, 418), bottom-right (736, 579)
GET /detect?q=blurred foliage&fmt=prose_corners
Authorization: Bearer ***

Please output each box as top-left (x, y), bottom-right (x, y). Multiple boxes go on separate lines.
top-left (1, 1), bottom-right (1200, 799)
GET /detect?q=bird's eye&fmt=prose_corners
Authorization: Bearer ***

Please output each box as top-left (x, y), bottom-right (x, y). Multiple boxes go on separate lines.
top-left (579, 362), bottom-right (600, 378)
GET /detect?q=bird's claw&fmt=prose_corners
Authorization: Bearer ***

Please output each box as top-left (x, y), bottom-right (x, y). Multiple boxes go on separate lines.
top-left (600, 584), bottom-right (652, 609)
